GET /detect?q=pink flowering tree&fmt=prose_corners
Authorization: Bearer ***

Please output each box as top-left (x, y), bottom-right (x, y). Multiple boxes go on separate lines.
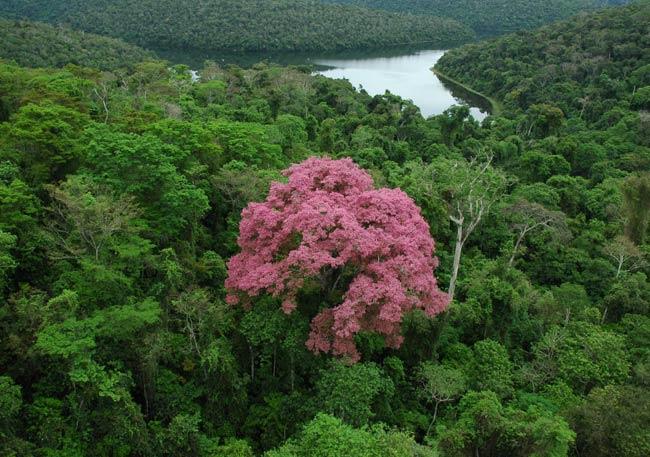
top-left (226, 157), bottom-right (448, 361)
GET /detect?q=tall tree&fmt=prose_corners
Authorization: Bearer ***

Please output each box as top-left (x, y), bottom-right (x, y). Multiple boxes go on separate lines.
top-left (604, 235), bottom-right (647, 278)
top-left (430, 154), bottom-right (507, 301)
top-left (504, 199), bottom-right (569, 266)
top-left (45, 175), bottom-right (141, 262)
top-left (226, 157), bottom-right (448, 361)
top-left (416, 362), bottom-right (466, 434)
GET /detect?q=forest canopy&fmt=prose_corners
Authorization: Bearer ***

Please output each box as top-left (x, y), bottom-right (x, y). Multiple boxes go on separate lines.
top-left (435, 2), bottom-right (650, 121)
top-left (0, 1), bottom-right (648, 457)
top-left (321, 0), bottom-right (631, 36)
top-left (0, 19), bottom-right (155, 71)
top-left (0, 0), bottom-right (474, 53)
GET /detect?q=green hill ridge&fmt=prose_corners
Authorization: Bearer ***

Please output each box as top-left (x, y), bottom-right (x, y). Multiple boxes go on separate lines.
top-left (0, 0), bottom-right (474, 53)
top-left (320, 0), bottom-right (630, 36)
top-left (434, 1), bottom-right (650, 120)
top-left (0, 19), bottom-right (155, 71)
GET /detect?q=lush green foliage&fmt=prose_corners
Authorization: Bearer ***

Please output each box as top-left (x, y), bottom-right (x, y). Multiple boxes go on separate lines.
top-left (0, 3), bottom-right (649, 456)
top-left (0, 19), bottom-right (155, 70)
top-left (266, 413), bottom-right (436, 456)
top-left (321, 0), bottom-right (628, 36)
top-left (0, 0), bottom-right (474, 53)
top-left (436, 2), bottom-right (649, 121)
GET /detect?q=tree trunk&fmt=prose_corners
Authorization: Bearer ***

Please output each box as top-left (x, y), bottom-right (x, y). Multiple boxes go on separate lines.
top-left (616, 257), bottom-right (623, 278)
top-left (290, 353), bottom-right (295, 392)
top-left (273, 345), bottom-right (277, 378)
top-left (448, 222), bottom-right (464, 302)
top-left (426, 401), bottom-right (441, 435)
top-left (249, 344), bottom-right (255, 382)
top-left (508, 230), bottom-right (526, 267)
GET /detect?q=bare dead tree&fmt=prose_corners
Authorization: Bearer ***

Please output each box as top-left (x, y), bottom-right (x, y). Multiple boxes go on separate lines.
top-left (417, 363), bottom-right (466, 435)
top-left (45, 176), bottom-right (140, 262)
top-left (504, 199), bottom-right (570, 267)
top-left (604, 235), bottom-right (647, 278)
top-left (91, 72), bottom-right (117, 123)
top-left (445, 153), bottom-right (507, 301)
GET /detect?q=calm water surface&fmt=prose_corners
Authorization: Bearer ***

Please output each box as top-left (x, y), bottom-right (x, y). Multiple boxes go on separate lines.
top-left (315, 50), bottom-right (488, 120)
top-left (159, 47), bottom-right (490, 120)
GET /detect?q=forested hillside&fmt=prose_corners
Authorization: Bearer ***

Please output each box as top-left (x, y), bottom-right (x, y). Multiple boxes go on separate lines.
top-left (436, 2), bottom-right (650, 121)
top-left (0, 0), bottom-right (474, 53)
top-left (321, 0), bottom-right (629, 36)
top-left (0, 2), bottom-right (649, 457)
top-left (0, 19), bottom-right (155, 71)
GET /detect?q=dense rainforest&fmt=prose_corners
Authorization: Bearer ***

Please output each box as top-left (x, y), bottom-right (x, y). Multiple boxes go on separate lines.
top-left (435, 1), bottom-right (650, 119)
top-left (0, 0), bottom-right (473, 53)
top-left (1, 2), bottom-right (649, 457)
top-left (0, 19), bottom-right (155, 71)
top-left (321, 0), bottom-right (630, 36)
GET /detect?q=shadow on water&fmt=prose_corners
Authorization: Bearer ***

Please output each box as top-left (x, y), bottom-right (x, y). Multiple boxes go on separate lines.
top-left (154, 45), bottom-right (443, 70)
top-left (436, 75), bottom-right (494, 115)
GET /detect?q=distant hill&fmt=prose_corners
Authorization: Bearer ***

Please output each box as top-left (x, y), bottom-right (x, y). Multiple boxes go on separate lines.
top-left (0, 19), bottom-right (155, 70)
top-left (435, 2), bottom-right (650, 120)
top-left (0, 0), bottom-right (475, 53)
top-left (320, 0), bottom-right (630, 36)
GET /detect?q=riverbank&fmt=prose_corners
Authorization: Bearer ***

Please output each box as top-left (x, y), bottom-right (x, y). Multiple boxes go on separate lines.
top-left (164, 47), bottom-right (492, 120)
top-left (431, 67), bottom-right (503, 116)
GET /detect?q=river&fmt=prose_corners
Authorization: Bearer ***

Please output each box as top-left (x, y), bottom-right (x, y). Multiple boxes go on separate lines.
top-left (314, 49), bottom-right (489, 120)
top-left (158, 47), bottom-right (491, 120)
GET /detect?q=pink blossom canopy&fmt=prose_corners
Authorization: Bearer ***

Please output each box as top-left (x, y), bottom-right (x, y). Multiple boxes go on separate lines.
top-left (226, 157), bottom-right (448, 361)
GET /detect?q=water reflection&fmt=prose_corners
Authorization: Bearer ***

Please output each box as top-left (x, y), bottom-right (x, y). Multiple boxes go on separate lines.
top-left (315, 50), bottom-right (488, 120)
